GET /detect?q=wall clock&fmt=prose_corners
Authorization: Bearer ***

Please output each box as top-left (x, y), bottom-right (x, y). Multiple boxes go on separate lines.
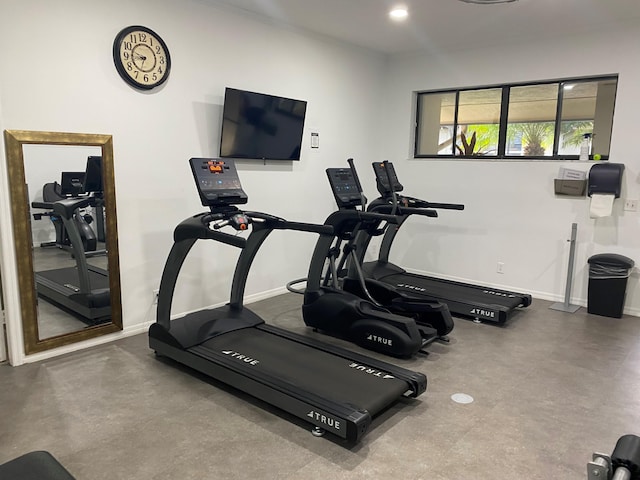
top-left (112, 25), bottom-right (171, 90)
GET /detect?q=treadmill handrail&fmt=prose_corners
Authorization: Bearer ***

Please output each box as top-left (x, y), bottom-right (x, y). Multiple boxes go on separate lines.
top-left (52, 197), bottom-right (91, 219)
top-left (55, 201), bottom-right (95, 294)
top-left (174, 213), bottom-right (247, 247)
top-left (364, 196), bottom-right (464, 265)
top-left (386, 195), bottom-right (465, 211)
top-left (157, 210), bottom-right (336, 330)
top-left (245, 211), bottom-right (334, 236)
top-left (368, 204), bottom-right (439, 218)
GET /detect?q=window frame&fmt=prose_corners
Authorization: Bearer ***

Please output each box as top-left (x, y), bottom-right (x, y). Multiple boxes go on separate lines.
top-left (414, 74), bottom-right (618, 161)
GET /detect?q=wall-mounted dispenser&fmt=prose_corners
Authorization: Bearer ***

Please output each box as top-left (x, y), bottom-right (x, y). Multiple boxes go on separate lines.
top-left (588, 163), bottom-right (625, 218)
top-left (588, 163), bottom-right (624, 198)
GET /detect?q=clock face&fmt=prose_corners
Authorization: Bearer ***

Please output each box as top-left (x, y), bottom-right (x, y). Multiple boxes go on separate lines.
top-left (113, 26), bottom-right (171, 90)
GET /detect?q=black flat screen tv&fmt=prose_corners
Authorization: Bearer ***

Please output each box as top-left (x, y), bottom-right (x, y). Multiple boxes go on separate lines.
top-left (220, 87), bottom-right (307, 161)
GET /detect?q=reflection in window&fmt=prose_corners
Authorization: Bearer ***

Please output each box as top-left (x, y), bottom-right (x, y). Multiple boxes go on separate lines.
top-left (415, 92), bottom-right (456, 155)
top-left (558, 79), bottom-right (615, 158)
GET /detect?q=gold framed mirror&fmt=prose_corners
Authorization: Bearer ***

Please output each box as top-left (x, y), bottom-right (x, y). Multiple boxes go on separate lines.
top-left (4, 130), bottom-right (122, 354)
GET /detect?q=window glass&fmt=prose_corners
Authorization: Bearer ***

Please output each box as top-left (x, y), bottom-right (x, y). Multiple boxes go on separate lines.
top-left (414, 75), bottom-right (617, 160)
top-left (455, 88), bottom-right (501, 157)
top-left (506, 83), bottom-right (558, 157)
top-left (558, 79), bottom-right (616, 157)
top-left (415, 92), bottom-right (456, 156)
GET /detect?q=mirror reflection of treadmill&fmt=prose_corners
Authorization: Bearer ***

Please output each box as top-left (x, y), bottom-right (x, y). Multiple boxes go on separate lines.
top-left (34, 156), bottom-right (111, 325)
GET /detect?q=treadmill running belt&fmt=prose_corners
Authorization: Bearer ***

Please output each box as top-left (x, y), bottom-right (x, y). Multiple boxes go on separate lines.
top-left (199, 328), bottom-right (410, 415)
top-left (37, 266), bottom-right (109, 290)
top-left (389, 273), bottom-right (525, 309)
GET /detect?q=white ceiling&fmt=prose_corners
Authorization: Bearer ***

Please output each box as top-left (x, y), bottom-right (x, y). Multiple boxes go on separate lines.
top-left (206, 0), bottom-right (640, 55)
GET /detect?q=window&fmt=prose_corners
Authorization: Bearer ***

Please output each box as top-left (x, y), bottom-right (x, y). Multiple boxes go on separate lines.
top-left (415, 75), bottom-right (617, 160)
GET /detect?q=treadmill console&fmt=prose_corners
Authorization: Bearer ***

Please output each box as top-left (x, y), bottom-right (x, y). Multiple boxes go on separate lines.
top-left (189, 157), bottom-right (248, 207)
top-left (372, 162), bottom-right (403, 196)
top-left (60, 171), bottom-right (86, 196)
top-left (326, 168), bottom-right (364, 209)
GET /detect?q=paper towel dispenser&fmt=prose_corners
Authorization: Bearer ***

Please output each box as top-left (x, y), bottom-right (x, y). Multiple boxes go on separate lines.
top-left (588, 163), bottom-right (624, 198)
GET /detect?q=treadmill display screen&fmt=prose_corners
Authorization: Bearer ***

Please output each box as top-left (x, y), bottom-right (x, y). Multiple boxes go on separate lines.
top-left (60, 171), bottom-right (86, 196)
top-left (372, 162), bottom-right (403, 196)
top-left (326, 168), bottom-right (363, 209)
top-left (189, 157), bottom-right (248, 207)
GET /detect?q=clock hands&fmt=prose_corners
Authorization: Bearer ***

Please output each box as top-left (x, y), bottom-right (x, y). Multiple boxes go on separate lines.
top-left (132, 52), bottom-right (147, 67)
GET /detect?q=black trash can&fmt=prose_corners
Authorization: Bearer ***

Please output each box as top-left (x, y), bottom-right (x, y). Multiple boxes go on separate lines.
top-left (587, 253), bottom-right (635, 318)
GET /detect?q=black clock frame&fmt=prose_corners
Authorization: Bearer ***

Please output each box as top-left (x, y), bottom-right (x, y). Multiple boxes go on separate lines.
top-left (112, 25), bottom-right (171, 91)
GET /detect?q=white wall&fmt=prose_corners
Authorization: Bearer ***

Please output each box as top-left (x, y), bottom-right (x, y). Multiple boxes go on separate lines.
top-left (380, 26), bottom-right (640, 315)
top-left (0, 0), bottom-right (387, 363)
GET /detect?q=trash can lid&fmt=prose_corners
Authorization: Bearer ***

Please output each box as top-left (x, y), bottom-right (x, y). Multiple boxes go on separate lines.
top-left (588, 253), bottom-right (635, 268)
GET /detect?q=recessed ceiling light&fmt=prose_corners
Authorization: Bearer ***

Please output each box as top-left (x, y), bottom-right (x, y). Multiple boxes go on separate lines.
top-left (389, 7), bottom-right (408, 20)
top-left (458, 0), bottom-right (518, 4)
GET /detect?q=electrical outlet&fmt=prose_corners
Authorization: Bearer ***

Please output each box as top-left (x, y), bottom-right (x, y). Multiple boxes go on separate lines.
top-left (624, 199), bottom-right (638, 212)
top-left (152, 289), bottom-right (160, 305)
top-left (497, 262), bottom-right (505, 274)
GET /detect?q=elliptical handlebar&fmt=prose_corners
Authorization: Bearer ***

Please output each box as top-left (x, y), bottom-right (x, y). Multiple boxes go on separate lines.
top-left (381, 160), bottom-right (400, 216)
top-left (347, 157), bottom-right (368, 210)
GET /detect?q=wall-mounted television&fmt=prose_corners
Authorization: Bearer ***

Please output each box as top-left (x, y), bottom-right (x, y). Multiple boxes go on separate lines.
top-left (220, 87), bottom-right (307, 161)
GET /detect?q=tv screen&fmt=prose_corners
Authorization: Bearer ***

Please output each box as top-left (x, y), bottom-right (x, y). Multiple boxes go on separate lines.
top-left (220, 87), bottom-right (307, 161)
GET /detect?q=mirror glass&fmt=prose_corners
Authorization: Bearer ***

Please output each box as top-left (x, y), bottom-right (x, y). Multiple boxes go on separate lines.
top-left (4, 130), bottom-right (122, 354)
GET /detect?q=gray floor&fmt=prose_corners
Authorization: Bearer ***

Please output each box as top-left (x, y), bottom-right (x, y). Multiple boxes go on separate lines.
top-left (1, 293), bottom-right (639, 479)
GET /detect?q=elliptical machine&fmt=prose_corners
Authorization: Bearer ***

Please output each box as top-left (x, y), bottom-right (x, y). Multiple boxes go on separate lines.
top-left (326, 159), bottom-right (455, 340)
top-left (300, 159), bottom-right (444, 358)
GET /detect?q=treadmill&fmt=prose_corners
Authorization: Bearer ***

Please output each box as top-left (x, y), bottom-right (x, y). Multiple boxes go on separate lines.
top-left (33, 161), bottom-right (111, 323)
top-left (148, 157), bottom-right (426, 444)
top-left (357, 161), bottom-right (532, 325)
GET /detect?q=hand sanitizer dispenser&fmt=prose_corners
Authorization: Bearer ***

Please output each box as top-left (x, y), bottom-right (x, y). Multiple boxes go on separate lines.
top-left (580, 133), bottom-right (592, 161)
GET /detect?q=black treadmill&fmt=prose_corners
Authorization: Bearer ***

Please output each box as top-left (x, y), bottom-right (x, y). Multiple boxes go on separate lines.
top-left (148, 158), bottom-right (426, 444)
top-left (357, 161), bottom-right (532, 325)
top-left (32, 158), bottom-right (110, 323)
